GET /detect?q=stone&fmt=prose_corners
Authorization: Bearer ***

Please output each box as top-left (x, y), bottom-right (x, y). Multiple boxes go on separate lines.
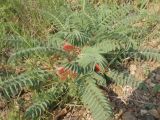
top-left (151, 73), bottom-right (156, 78)
top-left (122, 112), bottom-right (137, 120)
top-left (148, 109), bottom-right (160, 119)
top-left (140, 109), bottom-right (148, 116)
top-left (155, 74), bottom-right (160, 81)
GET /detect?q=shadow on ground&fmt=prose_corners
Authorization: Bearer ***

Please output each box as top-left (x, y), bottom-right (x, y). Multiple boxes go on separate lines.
top-left (108, 67), bottom-right (160, 120)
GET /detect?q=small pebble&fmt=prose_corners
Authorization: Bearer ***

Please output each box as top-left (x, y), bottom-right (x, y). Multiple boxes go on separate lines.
top-left (155, 74), bottom-right (160, 81)
top-left (140, 109), bottom-right (148, 116)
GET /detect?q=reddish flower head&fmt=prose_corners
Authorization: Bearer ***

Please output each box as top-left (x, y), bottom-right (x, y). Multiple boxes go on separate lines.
top-left (95, 64), bottom-right (101, 72)
top-left (57, 67), bottom-right (65, 74)
top-left (56, 66), bottom-right (77, 81)
top-left (56, 67), bottom-right (67, 81)
top-left (63, 43), bottom-right (75, 52)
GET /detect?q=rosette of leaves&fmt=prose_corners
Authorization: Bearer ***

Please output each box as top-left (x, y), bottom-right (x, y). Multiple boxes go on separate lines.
top-left (1, 0), bottom-right (160, 120)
